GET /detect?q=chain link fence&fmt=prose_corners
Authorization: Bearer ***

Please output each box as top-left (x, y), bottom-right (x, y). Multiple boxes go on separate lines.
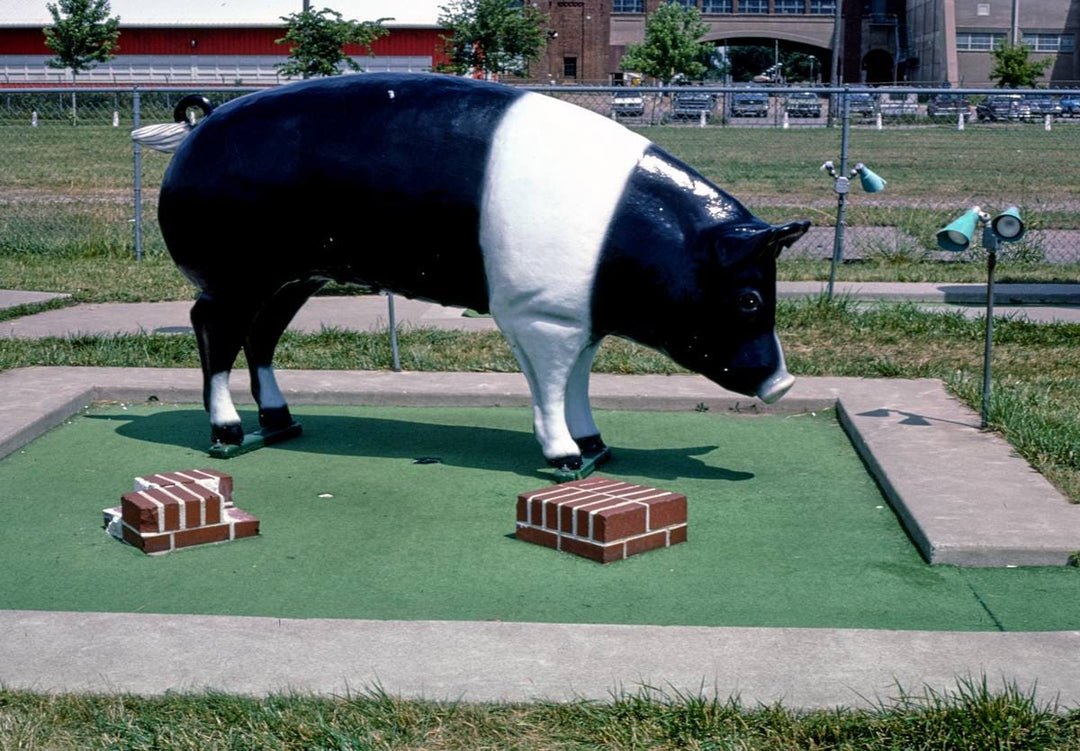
top-left (1, 84), bottom-right (1078, 269)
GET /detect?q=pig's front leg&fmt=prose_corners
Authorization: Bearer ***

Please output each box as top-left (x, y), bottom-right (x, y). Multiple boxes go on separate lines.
top-left (565, 341), bottom-right (606, 455)
top-left (500, 319), bottom-right (590, 470)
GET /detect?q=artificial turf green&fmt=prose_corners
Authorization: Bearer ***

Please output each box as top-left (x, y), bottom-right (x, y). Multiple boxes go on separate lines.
top-left (1, 403), bottom-right (1077, 631)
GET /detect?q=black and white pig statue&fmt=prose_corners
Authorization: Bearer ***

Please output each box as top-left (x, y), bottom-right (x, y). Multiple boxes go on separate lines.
top-left (135, 73), bottom-right (809, 470)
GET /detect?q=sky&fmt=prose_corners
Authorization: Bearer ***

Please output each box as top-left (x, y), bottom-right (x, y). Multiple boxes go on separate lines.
top-left (0, 1), bottom-right (445, 27)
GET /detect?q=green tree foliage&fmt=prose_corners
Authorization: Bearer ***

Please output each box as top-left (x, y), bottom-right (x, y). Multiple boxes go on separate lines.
top-left (276, 7), bottom-right (389, 79)
top-left (43, 0), bottom-right (120, 75)
top-left (619, 2), bottom-right (710, 84)
top-left (43, 0), bottom-right (119, 125)
top-left (438, 0), bottom-right (549, 79)
top-left (989, 41), bottom-right (1052, 88)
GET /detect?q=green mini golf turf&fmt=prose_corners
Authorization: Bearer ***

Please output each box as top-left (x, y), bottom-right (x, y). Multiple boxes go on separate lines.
top-left (1, 403), bottom-right (1077, 631)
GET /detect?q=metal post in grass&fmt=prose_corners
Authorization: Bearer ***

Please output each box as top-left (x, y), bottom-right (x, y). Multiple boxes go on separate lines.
top-left (936, 206), bottom-right (1025, 429)
top-left (133, 86), bottom-right (142, 261)
top-left (826, 89), bottom-right (850, 301)
top-left (820, 90), bottom-right (887, 300)
top-left (386, 292), bottom-right (402, 372)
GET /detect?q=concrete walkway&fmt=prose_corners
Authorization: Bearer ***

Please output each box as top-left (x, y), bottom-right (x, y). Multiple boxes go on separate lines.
top-left (2, 282), bottom-right (1080, 338)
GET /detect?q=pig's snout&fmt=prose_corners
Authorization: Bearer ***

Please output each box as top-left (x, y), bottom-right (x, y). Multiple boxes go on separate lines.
top-left (756, 368), bottom-right (795, 404)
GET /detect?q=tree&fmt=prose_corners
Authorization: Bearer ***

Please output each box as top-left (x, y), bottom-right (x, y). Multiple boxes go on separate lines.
top-left (43, 0), bottom-right (120, 124)
top-left (619, 2), bottom-right (710, 85)
top-left (276, 7), bottom-right (389, 79)
top-left (989, 41), bottom-right (1052, 88)
top-left (438, 0), bottom-right (549, 80)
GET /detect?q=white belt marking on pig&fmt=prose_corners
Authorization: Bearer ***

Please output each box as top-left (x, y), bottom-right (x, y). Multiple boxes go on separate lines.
top-left (480, 91), bottom-right (649, 331)
top-left (478, 92), bottom-right (650, 460)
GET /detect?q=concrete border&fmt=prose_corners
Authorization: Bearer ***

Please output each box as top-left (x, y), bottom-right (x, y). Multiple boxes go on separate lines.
top-left (1, 366), bottom-right (1079, 706)
top-left (1, 366), bottom-right (1076, 566)
top-left (1, 609), bottom-right (1077, 708)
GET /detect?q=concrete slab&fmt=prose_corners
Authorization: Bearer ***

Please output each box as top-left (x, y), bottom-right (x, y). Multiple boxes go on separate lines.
top-left (0, 289), bottom-right (69, 311)
top-left (3, 285), bottom-right (1079, 338)
top-left (1, 368), bottom-right (1078, 707)
top-left (0, 296), bottom-right (496, 339)
top-left (0, 367), bottom-right (1075, 567)
top-left (779, 281), bottom-right (1080, 305)
top-left (1, 609), bottom-right (1078, 707)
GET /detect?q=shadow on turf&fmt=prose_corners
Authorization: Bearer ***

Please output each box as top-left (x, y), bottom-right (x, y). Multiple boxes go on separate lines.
top-left (87, 410), bottom-right (756, 483)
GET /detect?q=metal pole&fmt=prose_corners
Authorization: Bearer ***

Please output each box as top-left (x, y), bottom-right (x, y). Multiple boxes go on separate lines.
top-left (980, 225), bottom-right (998, 430)
top-left (827, 88), bottom-right (851, 301)
top-left (133, 86), bottom-right (143, 262)
top-left (387, 293), bottom-right (402, 372)
top-left (828, 0), bottom-right (842, 127)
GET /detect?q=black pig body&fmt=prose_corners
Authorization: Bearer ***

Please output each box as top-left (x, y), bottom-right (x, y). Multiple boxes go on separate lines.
top-left (142, 73), bottom-right (808, 468)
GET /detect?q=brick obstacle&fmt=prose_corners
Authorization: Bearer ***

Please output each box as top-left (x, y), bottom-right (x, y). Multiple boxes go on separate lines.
top-left (103, 469), bottom-right (259, 555)
top-left (516, 476), bottom-right (687, 563)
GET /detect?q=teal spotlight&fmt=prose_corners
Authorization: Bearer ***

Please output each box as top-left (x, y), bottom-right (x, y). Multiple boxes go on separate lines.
top-left (936, 207), bottom-right (981, 252)
top-left (852, 163), bottom-right (886, 193)
top-left (991, 206), bottom-right (1025, 242)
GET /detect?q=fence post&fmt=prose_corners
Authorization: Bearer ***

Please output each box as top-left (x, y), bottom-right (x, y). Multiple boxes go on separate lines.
top-left (133, 86), bottom-right (143, 262)
top-left (827, 87), bottom-right (851, 301)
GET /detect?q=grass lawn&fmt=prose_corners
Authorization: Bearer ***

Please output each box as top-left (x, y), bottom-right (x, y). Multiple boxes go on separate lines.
top-left (2, 121), bottom-right (1079, 271)
top-left (2, 679), bottom-right (1077, 750)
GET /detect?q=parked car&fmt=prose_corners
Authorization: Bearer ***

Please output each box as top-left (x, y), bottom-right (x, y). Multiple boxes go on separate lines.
top-left (610, 88), bottom-right (645, 118)
top-left (785, 92), bottom-right (822, 118)
top-left (671, 89), bottom-right (716, 121)
top-left (926, 93), bottom-right (970, 118)
top-left (1061, 96), bottom-right (1080, 117)
top-left (877, 91), bottom-right (918, 116)
top-left (730, 91), bottom-right (769, 117)
top-left (976, 94), bottom-right (1030, 121)
top-left (1024, 94), bottom-right (1062, 118)
top-left (847, 92), bottom-right (876, 118)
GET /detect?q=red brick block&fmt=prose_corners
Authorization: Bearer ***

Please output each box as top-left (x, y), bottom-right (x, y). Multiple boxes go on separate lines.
top-left (228, 508), bottom-right (260, 539)
top-left (134, 469), bottom-right (232, 505)
top-left (173, 523), bottom-right (230, 550)
top-left (120, 483), bottom-right (223, 533)
top-left (516, 476), bottom-right (687, 563)
top-left (108, 470), bottom-right (255, 555)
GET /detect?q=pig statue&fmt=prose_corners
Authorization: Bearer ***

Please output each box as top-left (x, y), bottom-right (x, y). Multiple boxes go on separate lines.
top-left (133, 73), bottom-right (809, 471)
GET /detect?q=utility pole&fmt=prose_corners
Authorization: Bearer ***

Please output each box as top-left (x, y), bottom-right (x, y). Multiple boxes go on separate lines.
top-left (1010, 0), bottom-right (1020, 45)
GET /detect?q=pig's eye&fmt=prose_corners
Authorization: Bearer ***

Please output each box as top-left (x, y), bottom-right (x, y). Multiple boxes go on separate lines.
top-left (737, 290), bottom-right (762, 315)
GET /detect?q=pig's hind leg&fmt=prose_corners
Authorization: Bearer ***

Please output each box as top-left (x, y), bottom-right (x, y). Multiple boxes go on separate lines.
top-left (190, 292), bottom-right (260, 446)
top-left (242, 278), bottom-right (326, 431)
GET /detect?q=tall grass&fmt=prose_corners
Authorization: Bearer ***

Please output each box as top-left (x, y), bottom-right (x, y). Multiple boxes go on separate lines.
top-left (1, 679), bottom-right (1077, 749)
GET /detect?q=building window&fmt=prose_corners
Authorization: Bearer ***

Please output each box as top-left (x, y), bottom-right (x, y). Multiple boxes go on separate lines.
top-left (737, 0), bottom-right (768, 13)
top-left (702, 0), bottom-right (733, 11)
top-left (976, 3), bottom-right (990, 15)
top-left (1023, 32), bottom-right (1075, 52)
top-left (956, 31), bottom-right (1006, 51)
top-left (612, 0), bottom-right (645, 12)
top-left (563, 56), bottom-right (578, 78)
top-left (809, 0), bottom-right (835, 13)
top-left (671, 0), bottom-right (698, 7)
top-left (774, 0), bottom-right (803, 12)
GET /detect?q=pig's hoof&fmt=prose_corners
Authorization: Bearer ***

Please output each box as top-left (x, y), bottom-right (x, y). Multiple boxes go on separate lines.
top-left (210, 422), bottom-right (244, 446)
top-left (259, 405), bottom-right (294, 431)
top-left (547, 454), bottom-right (583, 471)
top-left (574, 435), bottom-right (607, 454)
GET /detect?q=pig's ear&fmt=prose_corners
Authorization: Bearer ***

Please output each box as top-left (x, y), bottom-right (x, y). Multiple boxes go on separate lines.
top-left (762, 220), bottom-right (811, 258)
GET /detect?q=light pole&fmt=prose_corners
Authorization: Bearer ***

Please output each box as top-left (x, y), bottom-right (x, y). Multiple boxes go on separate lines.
top-left (936, 206), bottom-right (1026, 429)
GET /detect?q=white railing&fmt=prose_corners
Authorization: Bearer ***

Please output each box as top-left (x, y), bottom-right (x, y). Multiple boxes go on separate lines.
top-left (0, 55), bottom-right (433, 85)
